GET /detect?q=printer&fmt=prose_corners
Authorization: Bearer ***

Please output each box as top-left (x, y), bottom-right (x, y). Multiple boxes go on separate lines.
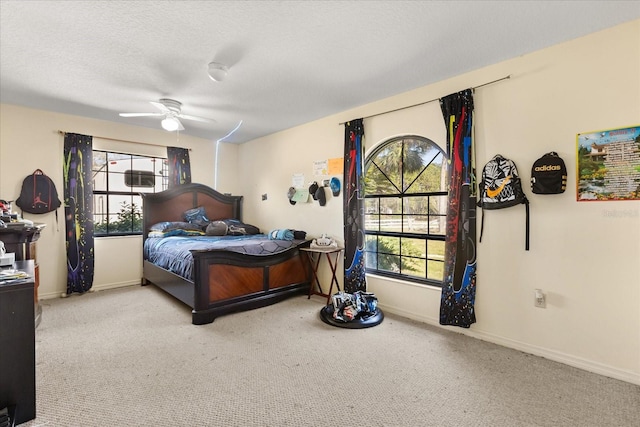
top-left (0, 241), bottom-right (15, 267)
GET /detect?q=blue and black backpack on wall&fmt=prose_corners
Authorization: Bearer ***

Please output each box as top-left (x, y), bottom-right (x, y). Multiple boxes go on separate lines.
top-left (15, 169), bottom-right (61, 214)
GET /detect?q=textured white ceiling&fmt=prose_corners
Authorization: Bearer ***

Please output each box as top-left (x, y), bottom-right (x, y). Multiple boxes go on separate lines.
top-left (1, 1), bottom-right (639, 143)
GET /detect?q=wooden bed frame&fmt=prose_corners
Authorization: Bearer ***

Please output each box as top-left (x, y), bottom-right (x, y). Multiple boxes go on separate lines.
top-left (141, 183), bottom-right (310, 325)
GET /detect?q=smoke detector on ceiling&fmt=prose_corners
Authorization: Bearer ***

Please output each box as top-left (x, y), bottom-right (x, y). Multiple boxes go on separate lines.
top-left (207, 62), bottom-right (228, 82)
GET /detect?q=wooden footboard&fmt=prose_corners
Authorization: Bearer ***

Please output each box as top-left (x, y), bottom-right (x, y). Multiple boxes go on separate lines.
top-left (144, 246), bottom-right (310, 325)
top-left (191, 248), bottom-right (309, 325)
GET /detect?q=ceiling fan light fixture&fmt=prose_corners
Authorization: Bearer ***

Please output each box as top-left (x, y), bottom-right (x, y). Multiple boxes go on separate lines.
top-left (161, 116), bottom-right (180, 131)
top-left (207, 62), bottom-right (228, 82)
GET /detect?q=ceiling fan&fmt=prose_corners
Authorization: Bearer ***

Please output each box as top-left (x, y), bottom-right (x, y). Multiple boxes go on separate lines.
top-left (119, 98), bottom-right (215, 132)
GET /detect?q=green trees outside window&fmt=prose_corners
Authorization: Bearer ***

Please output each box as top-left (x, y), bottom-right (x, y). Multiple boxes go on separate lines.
top-left (93, 201), bottom-right (142, 234)
top-left (364, 136), bottom-right (448, 286)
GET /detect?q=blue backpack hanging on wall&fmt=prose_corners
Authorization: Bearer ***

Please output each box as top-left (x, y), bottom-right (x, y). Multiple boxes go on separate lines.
top-left (15, 169), bottom-right (61, 214)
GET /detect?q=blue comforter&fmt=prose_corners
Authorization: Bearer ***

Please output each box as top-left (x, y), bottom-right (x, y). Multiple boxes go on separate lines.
top-left (144, 234), bottom-right (303, 281)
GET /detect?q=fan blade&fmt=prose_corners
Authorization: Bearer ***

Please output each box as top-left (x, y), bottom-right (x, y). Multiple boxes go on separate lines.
top-left (179, 114), bottom-right (216, 123)
top-left (176, 118), bottom-right (185, 131)
top-left (119, 112), bottom-right (163, 117)
top-left (150, 101), bottom-right (171, 114)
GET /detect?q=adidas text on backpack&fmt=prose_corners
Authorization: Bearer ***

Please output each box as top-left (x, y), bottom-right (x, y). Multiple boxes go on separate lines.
top-left (531, 152), bottom-right (567, 194)
top-left (478, 155), bottom-right (530, 250)
top-left (15, 169), bottom-right (61, 214)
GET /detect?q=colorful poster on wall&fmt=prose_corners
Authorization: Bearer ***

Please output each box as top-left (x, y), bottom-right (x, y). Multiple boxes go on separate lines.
top-left (576, 125), bottom-right (640, 201)
top-left (328, 157), bottom-right (344, 175)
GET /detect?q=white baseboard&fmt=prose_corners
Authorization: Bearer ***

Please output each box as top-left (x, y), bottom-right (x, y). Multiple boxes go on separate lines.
top-left (378, 302), bottom-right (640, 386)
top-left (39, 280), bottom-right (140, 300)
top-left (92, 280), bottom-right (140, 292)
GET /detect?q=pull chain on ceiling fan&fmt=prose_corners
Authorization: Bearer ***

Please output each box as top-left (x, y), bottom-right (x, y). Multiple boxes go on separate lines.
top-left (119, 98), bottom-right (215, 131)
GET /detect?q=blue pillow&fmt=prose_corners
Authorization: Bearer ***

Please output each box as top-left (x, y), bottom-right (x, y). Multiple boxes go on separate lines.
top-left (183, 207), bottom-right (210, 228)
top-left (148, 229), bottom-right (206, 238)
top-left (268, 229), bottom-right (295, 240)
top-left (149, 221), bottom-right (203, 232)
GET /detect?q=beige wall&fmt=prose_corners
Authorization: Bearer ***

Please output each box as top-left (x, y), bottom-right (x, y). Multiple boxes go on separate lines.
top-left (237, 20), bottom-right (640, 384)
top-left (0, 20), bottom-right (637, 385)
top-left (0, 106), bottom-right (238, 298)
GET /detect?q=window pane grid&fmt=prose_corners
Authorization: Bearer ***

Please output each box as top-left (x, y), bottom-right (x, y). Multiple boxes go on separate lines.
top-left (363, 231), bottom-right (445, 282)
top-left (93, 150), bottom-right (167, 236)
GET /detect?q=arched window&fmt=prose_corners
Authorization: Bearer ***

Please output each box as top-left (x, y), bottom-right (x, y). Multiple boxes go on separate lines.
top-left (364, 136), bottom-right (448, 286)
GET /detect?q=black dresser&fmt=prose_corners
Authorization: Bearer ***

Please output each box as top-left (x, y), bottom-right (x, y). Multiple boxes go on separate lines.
top-left (0, 260), bottom-right (36, 425)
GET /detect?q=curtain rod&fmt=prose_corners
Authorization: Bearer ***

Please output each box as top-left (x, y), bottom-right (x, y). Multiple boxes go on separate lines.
top-left (338, 74), bottom-right (511, 126)
top-left (57, 130), bottom-right (190, 150)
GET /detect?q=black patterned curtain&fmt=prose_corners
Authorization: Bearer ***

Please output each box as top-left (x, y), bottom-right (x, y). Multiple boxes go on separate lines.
top-left (167, 147), bottom-right (191, 188)
top-left (343, 119), bottom-right (366, 293)
top-left (63, 133), bottom-right (94, 295)
top-left (439, 89), bottom-right (477, 328)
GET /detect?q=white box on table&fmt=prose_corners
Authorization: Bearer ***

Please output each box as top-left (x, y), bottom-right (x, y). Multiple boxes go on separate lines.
top-left (0, 252), bottom-right (15, 266)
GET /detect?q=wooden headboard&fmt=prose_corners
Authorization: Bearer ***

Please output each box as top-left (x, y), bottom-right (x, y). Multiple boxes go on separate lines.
top-left (141, 183), bottom-right (243, 239)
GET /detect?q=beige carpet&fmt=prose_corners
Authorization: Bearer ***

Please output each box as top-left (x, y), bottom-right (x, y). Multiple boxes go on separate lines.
top-left (21, 285), bottom-right (640, 427)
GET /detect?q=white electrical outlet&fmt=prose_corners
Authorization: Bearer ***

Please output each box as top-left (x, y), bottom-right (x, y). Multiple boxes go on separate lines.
top-left (534, 289), bottom-right (546, 308)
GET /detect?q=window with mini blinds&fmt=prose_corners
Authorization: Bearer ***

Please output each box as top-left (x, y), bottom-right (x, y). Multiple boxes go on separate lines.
top-left (364, 136), bottom-right (448, 286)
top-left (92, 151), bottom-right (168, 236)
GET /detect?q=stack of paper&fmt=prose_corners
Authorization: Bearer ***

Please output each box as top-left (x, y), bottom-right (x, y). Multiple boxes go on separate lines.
top-left (0, 268), bottom-right (30, 284)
